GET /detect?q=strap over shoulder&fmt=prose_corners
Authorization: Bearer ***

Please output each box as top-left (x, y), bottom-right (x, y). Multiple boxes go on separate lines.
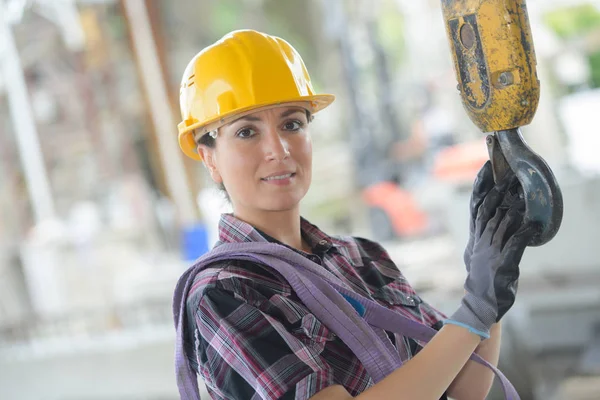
top-left (173, 242), bottom-right (520, 400)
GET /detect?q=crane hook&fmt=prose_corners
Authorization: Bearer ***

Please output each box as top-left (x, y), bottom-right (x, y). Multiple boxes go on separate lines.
top-left (486, 128), bottom-right (563, 246)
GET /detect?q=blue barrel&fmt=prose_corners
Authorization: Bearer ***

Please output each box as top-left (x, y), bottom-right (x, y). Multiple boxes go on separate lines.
top-left (182, 224), bottom-right (210, 261)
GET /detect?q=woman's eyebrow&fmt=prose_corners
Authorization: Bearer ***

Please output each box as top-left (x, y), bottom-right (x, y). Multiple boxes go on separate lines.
top-left (279, 108), bottom-right (306, 119)
top-left (227, 108), bottom-right (306, 127)
top-left (226, 115), bottom-right (262, 127)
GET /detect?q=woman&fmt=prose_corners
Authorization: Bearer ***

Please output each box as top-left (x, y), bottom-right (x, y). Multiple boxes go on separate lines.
top-left (174, 30), bottom-right (535, 400)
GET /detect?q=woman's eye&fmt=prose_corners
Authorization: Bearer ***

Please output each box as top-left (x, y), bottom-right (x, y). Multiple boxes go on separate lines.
top-left (236, 128), bottom-right (256, 138)
top-left (283, 120), bottom-right (304, 131)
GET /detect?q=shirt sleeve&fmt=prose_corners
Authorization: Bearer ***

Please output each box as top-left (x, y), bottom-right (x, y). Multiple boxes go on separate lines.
top-left (189, 272), bottom-right (336, 400)
top-left (417, 296), bottom-right (447, 331)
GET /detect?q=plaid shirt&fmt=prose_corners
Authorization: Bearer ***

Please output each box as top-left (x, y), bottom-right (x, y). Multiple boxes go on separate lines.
top-left (185, 214), bottom-right (448, 399)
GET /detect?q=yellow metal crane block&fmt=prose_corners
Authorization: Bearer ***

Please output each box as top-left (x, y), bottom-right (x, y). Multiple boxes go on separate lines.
top-left (441, 0), bottom-right (540, 132)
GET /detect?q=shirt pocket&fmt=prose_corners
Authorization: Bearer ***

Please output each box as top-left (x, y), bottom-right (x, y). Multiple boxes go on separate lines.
top-left (371, 285), bottom-right (429, 357)
top-left (270, 294), bottom-right (336, 352)
top-left (372, 284), bottom-right (423, 309)
top-left (293, 313), bottom-right (336, 342)
top-left (289, 312), bottom-right (337, 353)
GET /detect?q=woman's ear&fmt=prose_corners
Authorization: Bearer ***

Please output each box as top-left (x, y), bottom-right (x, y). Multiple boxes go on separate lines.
top-left (197, 145), bottom-right (223, 184)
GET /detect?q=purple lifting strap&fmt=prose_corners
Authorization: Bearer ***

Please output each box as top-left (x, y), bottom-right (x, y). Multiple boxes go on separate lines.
top-left (173, 242), bottom-right (520, 400)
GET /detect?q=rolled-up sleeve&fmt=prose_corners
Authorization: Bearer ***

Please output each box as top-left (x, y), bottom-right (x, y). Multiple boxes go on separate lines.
top-left (192, 284), bottom-right (336, 400)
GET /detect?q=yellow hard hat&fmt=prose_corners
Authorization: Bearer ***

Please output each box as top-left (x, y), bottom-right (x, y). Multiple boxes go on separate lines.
top-left (177, 29), bottom-right (335, 160)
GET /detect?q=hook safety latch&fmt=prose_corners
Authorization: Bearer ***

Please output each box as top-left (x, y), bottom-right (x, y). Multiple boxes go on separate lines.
top-left (486, 128), bottom-right (563, 247)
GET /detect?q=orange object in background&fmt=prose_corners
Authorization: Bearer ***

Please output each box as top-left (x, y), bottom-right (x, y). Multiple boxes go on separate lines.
top-left (362, 182), bottom-right (429, 239)
top-left (432, 138), bottom-right (488, 184)
top-left (362, 139), bottom-right (490, 240)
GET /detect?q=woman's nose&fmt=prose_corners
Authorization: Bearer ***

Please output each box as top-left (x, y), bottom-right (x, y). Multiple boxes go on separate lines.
top-left (264, 129), bottom-right (290, 161)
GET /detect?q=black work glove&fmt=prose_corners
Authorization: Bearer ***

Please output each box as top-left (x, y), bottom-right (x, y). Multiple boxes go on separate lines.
top-left (445, 168), bottom-right (538, 339)
top-left (464, 161), bottom-right (495, 272)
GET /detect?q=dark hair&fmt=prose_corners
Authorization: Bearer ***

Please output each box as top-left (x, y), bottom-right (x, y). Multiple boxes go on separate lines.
top-left (197, 132), bottom-right (216, 148)
top-left (195, 109), bottom-right (313, 201)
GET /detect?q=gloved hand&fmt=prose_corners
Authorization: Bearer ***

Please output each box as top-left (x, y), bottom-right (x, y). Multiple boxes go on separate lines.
top-left (464, 161), bottom-right (495, 272)
top-left (445, 167), bottom-right (538, 339)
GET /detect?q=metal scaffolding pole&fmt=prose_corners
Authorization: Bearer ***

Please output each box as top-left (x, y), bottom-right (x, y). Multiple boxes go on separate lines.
top-left (122, 0), bottom-right (197, 226)
top-left (0, 0), bottom-right (56, 223)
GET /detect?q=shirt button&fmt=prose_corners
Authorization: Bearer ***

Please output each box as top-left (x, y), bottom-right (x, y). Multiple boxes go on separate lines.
top-left (318, 239), bottom-right (329, 246)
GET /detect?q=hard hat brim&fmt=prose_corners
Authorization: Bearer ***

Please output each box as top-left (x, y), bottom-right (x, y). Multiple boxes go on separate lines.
top-left (178, 94), bottom-right (335, 161)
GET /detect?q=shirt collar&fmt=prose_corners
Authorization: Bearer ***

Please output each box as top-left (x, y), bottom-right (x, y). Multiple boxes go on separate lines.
top-left (217, 213), bottom-right (268, 244)
top-left (216, 213), bottom-right (337, 252)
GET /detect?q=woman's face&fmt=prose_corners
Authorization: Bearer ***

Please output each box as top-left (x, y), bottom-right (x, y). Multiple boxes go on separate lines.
top-left (198, 105), bottom-right (313, 215)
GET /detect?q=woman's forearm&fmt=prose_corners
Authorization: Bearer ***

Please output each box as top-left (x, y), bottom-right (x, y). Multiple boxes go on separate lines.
top-left (447, 322), bottom-right (502, 400)
top-left (355, 324), bottom-right (481, 400)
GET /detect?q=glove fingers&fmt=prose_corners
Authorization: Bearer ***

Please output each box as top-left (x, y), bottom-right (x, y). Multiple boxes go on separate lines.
top-left (493, 198), bottom-right (527, 249)
top-left (502, 223), bottom-right (539, 265)
top-left (492, 199), bottom-right (526, 318)
top-left (465, 162), bottom-right (494, 266)
top-left (474, 174), bottom-right (513, 237)
top-left (479, 206), bottom-right (507, 245)
top-left (470, 161), bottom-right (495, 222)
top-left (466, 163), bottom-right (512, 270)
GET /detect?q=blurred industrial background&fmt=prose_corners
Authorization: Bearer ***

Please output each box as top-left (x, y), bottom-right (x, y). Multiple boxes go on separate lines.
top-left (1, 0), bottom-right (600, 399)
